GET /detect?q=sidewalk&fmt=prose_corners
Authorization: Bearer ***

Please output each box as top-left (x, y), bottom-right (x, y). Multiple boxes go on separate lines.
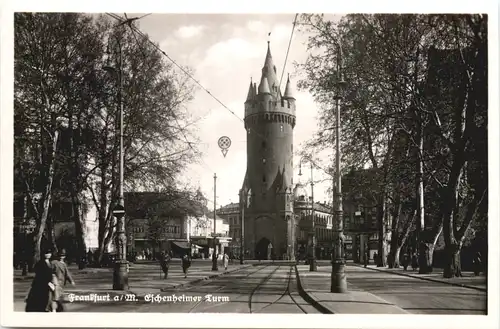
top-left (14, 262), bottom-right (253, 302)
top-left (294, 265), bottom-right (408, 314)
top-left (356, 264), bottom-right (487, 292)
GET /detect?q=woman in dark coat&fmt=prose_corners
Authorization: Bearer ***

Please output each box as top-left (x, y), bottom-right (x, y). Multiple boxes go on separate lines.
top-left (25, 248), bottom-right (56, 312)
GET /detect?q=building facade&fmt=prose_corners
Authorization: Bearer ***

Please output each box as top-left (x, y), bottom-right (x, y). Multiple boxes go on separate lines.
top-left (126, 191), bottom-right (231, 258)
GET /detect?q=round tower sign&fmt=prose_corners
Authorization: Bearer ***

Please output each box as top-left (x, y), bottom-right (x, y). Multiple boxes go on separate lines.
top-left (218, 136), bottom-right (231, 157)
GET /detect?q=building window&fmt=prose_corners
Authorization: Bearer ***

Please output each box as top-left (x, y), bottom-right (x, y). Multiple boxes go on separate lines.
top-left (280, 125), bottom-right (284, 132)
top-left (262, 158), bottom-right (266, 164)
top-left (262, 175), bottom-right (266, 183)
top-left (262, 141), bottom-right (266, 149)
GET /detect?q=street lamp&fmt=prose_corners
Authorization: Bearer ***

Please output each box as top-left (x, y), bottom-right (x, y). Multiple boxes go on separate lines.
top-left (103, 34), bottom-right (128, 290)
top-left (239, 189), bottom-right (247, 265)
top-left (212, 173), bottom-right (218, 271)
top-left (331, 40), bottom-right (347, 293)
top-left (299, 158), bottom-right (317, 272)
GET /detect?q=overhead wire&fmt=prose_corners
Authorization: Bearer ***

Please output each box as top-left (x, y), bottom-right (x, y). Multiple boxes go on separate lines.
top-left (278, 14), bottom-right (299, 92)
top-left (105, 14), bottom-right (339, 187)
top-left (107, 13), bottom-right (216, 174)
top-left (106, 12), bottom-right (298, 149)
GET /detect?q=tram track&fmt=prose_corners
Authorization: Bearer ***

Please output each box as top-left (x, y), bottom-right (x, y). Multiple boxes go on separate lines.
top-left (250, 266), bottom-right (308, 314)
top-left (187, 264), bottom-right (272, 313)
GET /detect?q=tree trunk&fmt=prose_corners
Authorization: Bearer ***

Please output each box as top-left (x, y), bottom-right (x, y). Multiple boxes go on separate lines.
top-left (443, 243), bottom-right (462, 278)
top-left (33, 129), bottom-right (60, 263)
top-left (72, 195), bottom-right (87, 269)
top-left (388, 200), bottom-right (402, 268)
top-left (442, 158), bottom-right (465, 276)
top-left (394, 246), bottom-right (401, 268)
top-left (46, 205), bottom-right (57, 253)
top-left (376, 201), bottom-right (387, 267)
top-left (415, 115), bottom-right (429, 274)
top-left (423, 223), bottom-right (442, 273)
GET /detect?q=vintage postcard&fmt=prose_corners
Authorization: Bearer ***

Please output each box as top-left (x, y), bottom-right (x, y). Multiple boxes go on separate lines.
top-left (1, 1), bottom-right (498, 328)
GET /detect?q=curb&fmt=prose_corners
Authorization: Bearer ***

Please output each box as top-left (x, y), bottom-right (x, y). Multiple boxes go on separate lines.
top-left (160, 264), bottom-right (254, 292)
top-left (293, 265), bottom-right (333, 314)
top-left (356, 264), bottom-right (487, 292)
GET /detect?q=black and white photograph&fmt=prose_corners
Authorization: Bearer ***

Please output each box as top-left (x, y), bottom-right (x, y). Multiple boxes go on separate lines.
top-left (1, 2), bottom-right (498, 328)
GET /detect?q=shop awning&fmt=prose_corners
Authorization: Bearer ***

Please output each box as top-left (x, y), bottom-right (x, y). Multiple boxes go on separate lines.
top-left (171, 241), bottom-right (190, 249)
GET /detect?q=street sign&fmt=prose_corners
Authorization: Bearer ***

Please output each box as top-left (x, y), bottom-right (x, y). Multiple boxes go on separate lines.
top-left (218, 136), bottom-right (231, 158)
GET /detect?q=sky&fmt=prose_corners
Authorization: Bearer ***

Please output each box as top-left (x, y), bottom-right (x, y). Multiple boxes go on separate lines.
top-left (134, 14), bottom-right (340, 208)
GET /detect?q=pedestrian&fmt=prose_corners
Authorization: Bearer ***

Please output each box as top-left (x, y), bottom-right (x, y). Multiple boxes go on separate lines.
top-left (411, 253), bottom-right (418, 271)
top-left (181, 254), bottom-right (191, 278)
top-left (159, 252), bottom-right (171, 279)
top-left (402, 253), bottom-right (410, 271)
top-left (473, 251), bottom-right (482, 276)
top-left (51, 249), bottom-right (75, 312)
top-left (25, 247), bottom-right (57, 312)
top-left (87, 249), bottom-right (93, 266)
top-left (364, 250), bottom-right (369, 268)
top-left (373, 252), bottom-right (378, 266)
top-left (223, 252), bottom-right (229, 271)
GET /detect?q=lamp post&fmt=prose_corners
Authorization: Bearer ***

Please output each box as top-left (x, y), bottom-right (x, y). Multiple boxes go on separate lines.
top-left (331, 41), bottom-right (347, 293)
top-left (212, 173), bottom-right (218, 271)
top-left (239, 189), bottom-right (246, 265)
top-left (299, 158), bottom-right (317, 272)
top-left (103, 34), bottom-right (128, 290)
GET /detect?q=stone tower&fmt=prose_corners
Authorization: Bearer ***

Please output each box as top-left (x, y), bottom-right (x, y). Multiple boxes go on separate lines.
top-left (240, 42), bottom-right (296, 260)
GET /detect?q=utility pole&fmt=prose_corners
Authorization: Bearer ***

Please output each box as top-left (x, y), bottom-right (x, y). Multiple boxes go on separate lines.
top-left (104, 35), bottom-right (128, 291)
top-left (240, 190), bottom-right (245, 264)
top-left (331, 43), bottom-right (347, 293)
top-left (212, 173), bottom-right (218, 271)
top-left (310, 162), bottom-right (317, 271)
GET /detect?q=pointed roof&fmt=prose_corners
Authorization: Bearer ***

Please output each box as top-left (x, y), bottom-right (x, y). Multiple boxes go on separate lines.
top-left (261, 41), bottom-right (279, 95)
top-left (245, 79), bottom-right (254, 102)
top-left (258, 75), bottom-right (271, 94)
top-left (283, 74), bottom-right (295, 100)
top-left (280, 166), bottom-right (291, 192)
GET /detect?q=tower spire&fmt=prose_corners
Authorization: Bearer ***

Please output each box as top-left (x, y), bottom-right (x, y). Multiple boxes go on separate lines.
top-left (261, 41), bottom-right (278, 95)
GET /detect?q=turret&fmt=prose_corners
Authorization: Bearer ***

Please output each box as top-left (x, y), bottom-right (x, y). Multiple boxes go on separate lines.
top-left (283, 74), bottom-right (295, 100)
top-left (258, 75), bottom-right (271, 95)
top-left (245, 79), bottom-right (254, 103)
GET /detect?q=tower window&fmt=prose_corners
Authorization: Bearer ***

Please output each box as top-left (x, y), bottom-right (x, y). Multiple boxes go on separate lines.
top-left (262, 141), bottom-right (266, 149)
top-left (247, 128), bottom-right (250, 134)
top-left (280, 125), bottom-right (284, 132)
top-left (262, 175), bottom-right (266, 183)
top-left (262, 158), bottom-right (266, 164)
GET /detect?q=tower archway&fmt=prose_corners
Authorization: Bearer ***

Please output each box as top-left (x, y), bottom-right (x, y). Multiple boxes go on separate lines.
top-left (255, 237), bottom-right (272, 260)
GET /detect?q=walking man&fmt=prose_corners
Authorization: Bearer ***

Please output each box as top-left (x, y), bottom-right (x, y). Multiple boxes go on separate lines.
top-left (50, 249), bottom-right (75, 312)
top-left (181, 254), bottom-right (191, 279)
top-left (159, 252), bottom-right (171, 279)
